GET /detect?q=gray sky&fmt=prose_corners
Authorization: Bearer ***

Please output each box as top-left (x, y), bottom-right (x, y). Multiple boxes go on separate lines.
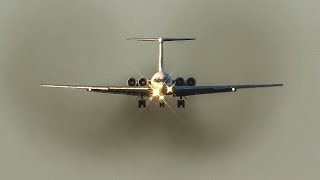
top-left (1, 0), bottom-right (319, 179)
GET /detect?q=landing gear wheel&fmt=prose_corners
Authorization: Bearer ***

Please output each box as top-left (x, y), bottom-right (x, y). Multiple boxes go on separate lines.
top-left (138, 99), bottom-right (146, 108)
top-left (159, 100), bottom-right (165, 108)
top-left (177, 99), bottom-right (185, 108)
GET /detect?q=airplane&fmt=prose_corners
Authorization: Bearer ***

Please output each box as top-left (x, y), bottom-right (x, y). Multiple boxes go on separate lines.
top-left (40, 37), bottom-right (283, 108)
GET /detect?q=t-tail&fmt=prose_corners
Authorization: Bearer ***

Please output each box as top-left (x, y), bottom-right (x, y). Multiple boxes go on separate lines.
top-left (127, 38), bottom-right (195, 72)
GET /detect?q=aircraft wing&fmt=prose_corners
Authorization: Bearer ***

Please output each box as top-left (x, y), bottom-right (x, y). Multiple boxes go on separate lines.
top-left (174, 84), bottom-right (283, 96)
top-left (40, 84), bottom-right (153, 96)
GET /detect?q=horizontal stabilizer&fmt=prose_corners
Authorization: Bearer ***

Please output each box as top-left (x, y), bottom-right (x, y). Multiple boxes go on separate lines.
top-left (127, 37), bottom-right (195, 42)
top-left (127, 37), bottom-right (195, 72)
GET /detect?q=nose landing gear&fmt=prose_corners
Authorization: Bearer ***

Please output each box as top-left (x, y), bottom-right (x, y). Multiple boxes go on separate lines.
top-left (159, 100), bottom-right (165, 108)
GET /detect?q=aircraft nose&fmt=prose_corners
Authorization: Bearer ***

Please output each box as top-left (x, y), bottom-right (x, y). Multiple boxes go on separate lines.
top-left (161, 83), bottom-right (167, 89)
top-left (157, 84), bottom-right (167, 94)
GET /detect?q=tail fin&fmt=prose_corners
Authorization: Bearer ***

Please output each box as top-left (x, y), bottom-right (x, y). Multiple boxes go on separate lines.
top-left (127, 37), bottom-right (195, 72)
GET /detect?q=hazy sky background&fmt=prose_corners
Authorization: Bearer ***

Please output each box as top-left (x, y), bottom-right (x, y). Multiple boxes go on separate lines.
top-left (1, 0), bottom-right (319, 179)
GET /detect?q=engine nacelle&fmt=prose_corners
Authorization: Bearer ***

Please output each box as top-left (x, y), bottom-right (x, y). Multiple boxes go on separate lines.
top-left (186, 77), bottom-right (196, 86)
top-left (175, 77), bottom-right (185, 86)
top-left (127, 78), bottom-right (136, 86)
top-left (138, 77), bottom-right (148, 86)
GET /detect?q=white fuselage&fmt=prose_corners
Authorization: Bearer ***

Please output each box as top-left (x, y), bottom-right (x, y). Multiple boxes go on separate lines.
top-left (150, 71), bottom-right (173, 92)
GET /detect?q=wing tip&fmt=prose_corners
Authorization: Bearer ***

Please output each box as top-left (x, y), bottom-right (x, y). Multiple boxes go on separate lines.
top-left (275, 83), bottom-right (284, 86)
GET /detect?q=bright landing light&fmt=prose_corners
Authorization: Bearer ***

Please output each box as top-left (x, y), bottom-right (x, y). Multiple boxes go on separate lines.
top-left (166, 86), bottom-right (173, 94)
top-left (159, 96), bottom-right (165, 100)
top-left (153, 89), bottom-right (160, 97)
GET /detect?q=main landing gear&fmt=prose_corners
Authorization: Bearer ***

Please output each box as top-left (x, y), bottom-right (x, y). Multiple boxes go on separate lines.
top-left (138, 98), bottom-right (146, 108)
top-left (138, 96), bottom-right (186, 108)
top-left (177, 96), bottom-right (185, 108)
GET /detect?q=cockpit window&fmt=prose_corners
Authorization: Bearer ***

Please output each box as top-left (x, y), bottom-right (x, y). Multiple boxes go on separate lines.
top-left (154, 77), bottom-right (168, 83)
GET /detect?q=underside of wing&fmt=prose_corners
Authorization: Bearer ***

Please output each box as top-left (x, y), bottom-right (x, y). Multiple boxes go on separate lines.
top-left (40, 84), bottom-right (152, 96)
top-left (174, 84), bottom-right (283, 96)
